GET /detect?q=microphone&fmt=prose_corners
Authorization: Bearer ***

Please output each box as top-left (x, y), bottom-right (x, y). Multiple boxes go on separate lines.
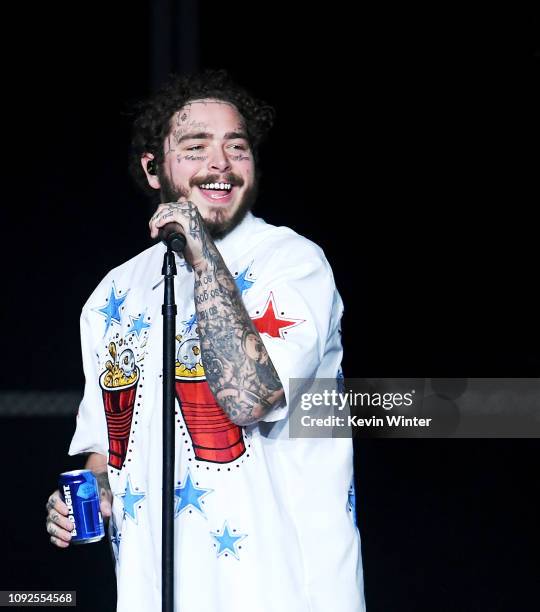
top-left (158, 223), bottom-right (187, 254)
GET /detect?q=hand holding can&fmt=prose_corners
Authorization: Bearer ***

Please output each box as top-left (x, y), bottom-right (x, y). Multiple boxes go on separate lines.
top-left (45, 490), bottom-right (74, 548)
top-left (47, 470), bottom-right (106, 547)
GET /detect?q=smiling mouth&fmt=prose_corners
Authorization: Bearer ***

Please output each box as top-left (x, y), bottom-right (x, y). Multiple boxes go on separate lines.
top-left (197, 183), bottom-right (235, 202)
top-left (200, 182), bottom-right (232, 191)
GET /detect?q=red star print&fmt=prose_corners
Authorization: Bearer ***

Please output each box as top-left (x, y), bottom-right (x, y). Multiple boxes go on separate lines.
top-left (251, 292), bottom-right (305, 339)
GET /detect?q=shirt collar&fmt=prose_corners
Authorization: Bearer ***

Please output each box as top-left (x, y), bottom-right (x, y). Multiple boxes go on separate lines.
top-left (214, 211), bottom-right (258, 262)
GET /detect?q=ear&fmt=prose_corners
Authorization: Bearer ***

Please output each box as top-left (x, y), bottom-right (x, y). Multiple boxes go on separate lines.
top-left (141, 153), bottom-right (161, 190)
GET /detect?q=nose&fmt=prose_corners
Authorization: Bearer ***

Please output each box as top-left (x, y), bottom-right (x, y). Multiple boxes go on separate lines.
top-left (208, 145), bottom-right (231, 173)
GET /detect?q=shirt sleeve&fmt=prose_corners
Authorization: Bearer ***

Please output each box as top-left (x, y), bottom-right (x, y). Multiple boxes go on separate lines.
top-left (68, 305), bottom-right (109, 457)
top-left (245, 236), bottom-right (344, 423)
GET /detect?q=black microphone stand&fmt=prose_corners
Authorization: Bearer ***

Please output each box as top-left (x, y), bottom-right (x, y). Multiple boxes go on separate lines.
top-left (161, 230), bottom-right (185, 612)
top-left (162, 246), bottom-right (176, 612)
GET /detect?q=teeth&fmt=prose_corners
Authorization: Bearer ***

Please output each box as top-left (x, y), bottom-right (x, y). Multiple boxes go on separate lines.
top-left (200, 183), bottom-right (232, 191)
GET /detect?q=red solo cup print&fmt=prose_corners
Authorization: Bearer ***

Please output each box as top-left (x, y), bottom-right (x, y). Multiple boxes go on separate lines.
top-left (175, 338), bottom-right (245, 463)
top-left (99, 344), bottom-right (139, 469)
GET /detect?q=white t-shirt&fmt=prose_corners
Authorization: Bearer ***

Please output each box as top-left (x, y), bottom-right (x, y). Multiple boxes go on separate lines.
top-left (69, 212), bottom-right (366, 612)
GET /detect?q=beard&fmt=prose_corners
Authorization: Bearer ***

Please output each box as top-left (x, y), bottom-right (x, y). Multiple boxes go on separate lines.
top-left (158, 171), bottom-right (259, 240)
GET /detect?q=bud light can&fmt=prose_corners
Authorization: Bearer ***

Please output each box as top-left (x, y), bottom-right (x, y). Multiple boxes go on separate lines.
top-left (58, 469), bottom-right (105, 544)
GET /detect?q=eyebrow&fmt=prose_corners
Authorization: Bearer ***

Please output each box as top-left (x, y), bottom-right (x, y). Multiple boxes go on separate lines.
top-left (176, 131), bottom-right (249, 144)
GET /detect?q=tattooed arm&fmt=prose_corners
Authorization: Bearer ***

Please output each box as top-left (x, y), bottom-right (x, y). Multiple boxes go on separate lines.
top-left (150, 201), bottom-right (284, 425)
top-left (85, 452), bottom-right (113, 516)
top-left (194, 246), bottom-right (285, 425)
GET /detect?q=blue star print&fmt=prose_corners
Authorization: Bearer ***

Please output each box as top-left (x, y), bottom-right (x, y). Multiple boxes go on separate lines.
top-left (94, 282), bottom-right (128, 336)
top-left (111, 520), bottom-right (121, 548)
top-left (110, 518), bottom-right (122, 560)
top-left (126, 310), bottom-right (151, 339)
top-left (118, 475), bottom-right (145, 523)
top-left (211, 521), bottom-right (247, 560)
top-left (234, 264), bottom-right (255, 295)
top-left (174, 470), bottom-right (213, 518)
top-left (182, 313), bottom-right (197, 334)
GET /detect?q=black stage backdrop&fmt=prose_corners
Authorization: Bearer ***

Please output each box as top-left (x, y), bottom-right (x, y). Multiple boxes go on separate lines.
top-left (1, 3), bottom-right (539, 611)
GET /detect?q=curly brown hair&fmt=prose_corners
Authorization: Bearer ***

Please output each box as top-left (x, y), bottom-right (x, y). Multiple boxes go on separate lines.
top-left (129, 69), bottom-right (275, 198)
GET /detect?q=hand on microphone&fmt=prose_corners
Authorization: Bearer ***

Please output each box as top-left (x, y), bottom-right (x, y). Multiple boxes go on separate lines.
top-left (158, 223), bottom-right (187, 253)
top-left (149, 200), bottom-right (208, 271)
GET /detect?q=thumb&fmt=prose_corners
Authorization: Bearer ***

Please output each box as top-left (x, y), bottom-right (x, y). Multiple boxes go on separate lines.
top-left (100, 488), bottom-right (113, 518)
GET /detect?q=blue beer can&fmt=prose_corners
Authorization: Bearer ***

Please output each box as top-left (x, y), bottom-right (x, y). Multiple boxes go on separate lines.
top-left (58, 469), bottom-right (105, 544)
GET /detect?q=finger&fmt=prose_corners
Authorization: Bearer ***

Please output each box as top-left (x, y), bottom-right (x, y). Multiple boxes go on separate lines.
top-left (46, 492), bottom-right (68, 516)
top-left (150, 201), bottom-right (191, 223)
top-left (154, 211), bottom-right (178, 229)
top-left (50, 535), bottom-right (70, 549)
top-left (149, 213), bottom-right (159, 231)
top-left (151, 214), bottom-right (181, 239)
top-left (100, 497), bottom-right (112, 518)
top-left (48, 510), bottom-right (75, 532)
top-left (149, 207), bottom-right (174, 235)
top-left (46, 520), bottom-right (73, 543)
top-left (149, 206), bottom-right (166, 224)
top-left (153, 202), bottom-right (175, 216)
top-left (148, 204), bottom-right (170, 227)
top-left (99, 487), bottom-right (113, 518)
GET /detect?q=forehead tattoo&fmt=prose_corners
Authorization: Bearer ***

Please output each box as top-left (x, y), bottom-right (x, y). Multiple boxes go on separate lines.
top-left (171, 121), bottom-right (209, 146)
top-left (166, 117), bottom-right (210, 155)
top-left (176, 102), bottom-right (192, 126)
top-left (165, 103), bottom-right (248, 156)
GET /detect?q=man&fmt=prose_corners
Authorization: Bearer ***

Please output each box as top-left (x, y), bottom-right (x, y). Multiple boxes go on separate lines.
top-left (46, 70), bottom-right (365, 611)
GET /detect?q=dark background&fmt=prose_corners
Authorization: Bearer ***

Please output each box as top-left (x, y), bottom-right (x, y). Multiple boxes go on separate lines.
top-left (1, 2), bottom-right (539, 611)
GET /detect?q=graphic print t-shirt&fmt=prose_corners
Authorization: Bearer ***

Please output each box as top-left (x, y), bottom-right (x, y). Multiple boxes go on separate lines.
top-left (69, 212), bottom-right (365, 612)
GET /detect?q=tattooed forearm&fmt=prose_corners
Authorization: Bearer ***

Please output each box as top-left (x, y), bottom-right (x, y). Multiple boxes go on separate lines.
top-left (189, 221), bottom-right (284, 425)
top-left (155, 200), bottom-right (283, 424)
top-left (94, 471), bottom-right (111, 496)
top-left (197, 305), bottom-right (218, 321)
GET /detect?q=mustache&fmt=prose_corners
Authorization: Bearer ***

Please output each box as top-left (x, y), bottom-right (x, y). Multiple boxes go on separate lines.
top-left (190, 173), bottom-right (244, 188)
